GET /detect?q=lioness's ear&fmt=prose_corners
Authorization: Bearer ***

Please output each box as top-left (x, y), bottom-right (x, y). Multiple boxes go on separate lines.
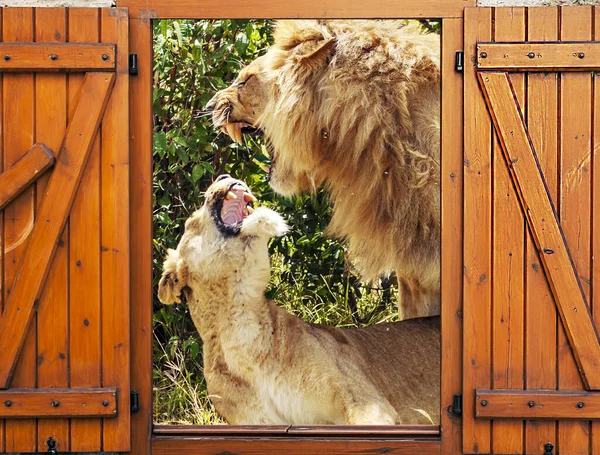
top-left (158, 249), bottom-right (184, 305)
top-left (296, 38), bottom-right (336, 72)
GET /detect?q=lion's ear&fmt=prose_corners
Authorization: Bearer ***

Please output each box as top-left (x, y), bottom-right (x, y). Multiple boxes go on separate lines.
top-left (158, 249), bottom-right (184, 305)
top-left (296, 38), bottom-right (335, 72)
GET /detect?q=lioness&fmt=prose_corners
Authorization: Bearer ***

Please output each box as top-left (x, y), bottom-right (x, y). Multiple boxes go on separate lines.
top-left (158, 175), bottom-right (440, 425)
top-left (207, 20), bottom-right (440, 320)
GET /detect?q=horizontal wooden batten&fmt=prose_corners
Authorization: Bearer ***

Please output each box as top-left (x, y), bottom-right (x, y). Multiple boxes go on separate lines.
top-left (153, 425), bottom-right (440, 437)
top-left (476, 390), bottom-right (600, 419)
top-left (0, 388), bottom-right (118, 418)
top-left (152, 437), bottom-right (440, 455)
top-left (117, 0), bottom-right (473, 19)
top-left (0, 143), bottom-right (54, 210)
top-left (0, 43), bottom-right (116, 71)
top-left (476, 42), bottom-right (600, 70)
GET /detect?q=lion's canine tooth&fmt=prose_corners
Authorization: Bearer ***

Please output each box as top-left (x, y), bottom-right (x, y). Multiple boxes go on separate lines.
top-left (225, 123), bottom-right (237, 140)
top-left (233, 123), bottom-right (243, 144)
top-left (225, 191), bottom-right (237, 200)
top-left (247, 205), bottom-right (255, 214)
top-left (244, 192), bottom-right (257, 203)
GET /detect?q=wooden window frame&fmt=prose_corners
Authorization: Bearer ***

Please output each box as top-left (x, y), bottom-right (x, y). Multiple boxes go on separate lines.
top-left (121, 0), bottom-right (469, 453)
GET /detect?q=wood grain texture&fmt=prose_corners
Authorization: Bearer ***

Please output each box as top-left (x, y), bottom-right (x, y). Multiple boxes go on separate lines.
top-left (100, 8), bottom-right (130, 452)
top-left (0, 143), bottom-right (54, 211)
top-left (476, 389), bottom-right (600, 419)
top-left (559, 7), bottom-right (593, 455)
top-left (33, 9), bottom-right (70, 452)
top-left (0, 6), bottom-right (3, 451)
top-left (0, 43), bottom-right (115, 71)
top-left (440, 16), bottom-right (463, 455)
top-left (476, 42), bottom-right (600, 71)
top-left (463, 7), bottom-right (492, 454)
top-left (593, 8), bottom-right (600, 455)
top-left (117, 0), bottom-right (474, 19)
top-left (127, 16), bottom-right (153, 455)
top-left (490, 9), bottom-right (525, 455)
top-left (525, 7), bottom-right (559, 455)
top-left (152, 437), bottom-right (441, 455)
top-left (0, 72), bottom-right (115, 390)
top-left (0, 388), bottom-right (117, 418)
top-left (478, 71), bottom-right (600, 390)
top-left (67, 8), bottom-right (103, 453)
top-left (2, 8), bottom-right (37, 453)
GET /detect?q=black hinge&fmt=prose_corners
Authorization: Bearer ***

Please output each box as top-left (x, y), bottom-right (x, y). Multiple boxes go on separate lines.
top-left (452, 393), bottom-right (462, 416)
top-left (544, 443), bottom-right (554, 455)
top-left (129, 54), bottom-right (139, 76)
top-left (130, 390), bottom-right (140, 413)
top-left (455, 51), bottom-right (464, 72)
top-left (47, 437), bottom-right (57, 454)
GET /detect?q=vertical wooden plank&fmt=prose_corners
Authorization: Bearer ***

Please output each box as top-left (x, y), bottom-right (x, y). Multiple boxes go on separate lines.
top-left (441, 16), bottom-right (464, 455)
top-left (491, 8), bottom-right (526, 455)
top-left (0, 7), bottom-right (4, 453)
top-left (592, 6), bottom-right (600, 455)
top-left (559, 6), bottom-right (592, 455)
top-left (2, 8), bottom-right (36, 453)
top-left (525, 6), bottom-right (559, 455)
top-left (68, 8), bottom-right (103, 452)
top-left (33, 8), bottom-right (69, 452)
top-left (463, 7), bottom-right (492, 455)
top-left (100, 8), bottom-right (130, 452)
top-left (128, 16), bottom-right (153, 455)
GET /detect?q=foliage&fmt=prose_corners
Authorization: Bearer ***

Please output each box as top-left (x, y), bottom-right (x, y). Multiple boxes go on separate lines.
top-left (153, 19), bottom-right (437, 424)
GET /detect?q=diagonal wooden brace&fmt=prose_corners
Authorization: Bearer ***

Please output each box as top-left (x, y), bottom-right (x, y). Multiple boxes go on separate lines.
top-left (0, 143), bottom-right (55, 211)
top-left (478, 71), bottom-right (600, 390)
top-left (0, 72), bottom-right (115, 389)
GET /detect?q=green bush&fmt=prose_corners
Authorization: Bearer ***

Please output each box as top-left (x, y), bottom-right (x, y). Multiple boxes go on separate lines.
top-left (153, 19), bottom-right (443, 425)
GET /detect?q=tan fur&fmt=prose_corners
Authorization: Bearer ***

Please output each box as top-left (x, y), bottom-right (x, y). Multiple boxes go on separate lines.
top-left (158, 177), bottom-right (440, 425)
top-left (207, 21), bottom-right (441, 319)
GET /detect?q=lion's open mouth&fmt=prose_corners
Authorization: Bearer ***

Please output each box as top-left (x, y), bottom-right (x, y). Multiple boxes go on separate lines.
top-left (219, 122), bottom-right (263, 144)
top-left (212, 183), bottom-right (257, 235)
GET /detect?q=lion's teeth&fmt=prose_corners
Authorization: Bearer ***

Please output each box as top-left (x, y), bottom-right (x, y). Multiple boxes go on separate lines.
top-left (247, 205), bottom-right (254, 214)
top-left (234, 123), bottom-right (243, 144)
top-left (225, 191), bottom-right (237, 200)
top-left (258, 163), bottom-right (270, 174)
top-left (243, 192), bottom-right (257, 203)
top-left (225, 123), bottom-right (236, 140)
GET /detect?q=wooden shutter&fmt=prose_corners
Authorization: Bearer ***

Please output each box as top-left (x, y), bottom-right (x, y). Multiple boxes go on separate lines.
top-left (463, 6), bottom-right (600, 455)
top-left (0, 8), bottom-right (130, 453)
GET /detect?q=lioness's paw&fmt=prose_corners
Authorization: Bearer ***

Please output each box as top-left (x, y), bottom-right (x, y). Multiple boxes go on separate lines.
top-left (241, 207), bottom-right (288, 238)
top-left (158, 249), bottom-right (183, 305)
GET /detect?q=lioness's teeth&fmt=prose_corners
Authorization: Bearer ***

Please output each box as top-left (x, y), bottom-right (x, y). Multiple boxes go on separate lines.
top-left (247, 205), bottom-right (255, 213)
top-left (225, 191), bottom-right (237, 200)
top-left (243, 192), bottom-right (257, 203)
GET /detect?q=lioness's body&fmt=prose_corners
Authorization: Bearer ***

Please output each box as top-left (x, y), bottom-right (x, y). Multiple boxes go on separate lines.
top-left (207, 21), bottom-right (441, 320)
top-left (159, 177), bottom-right (440, 425)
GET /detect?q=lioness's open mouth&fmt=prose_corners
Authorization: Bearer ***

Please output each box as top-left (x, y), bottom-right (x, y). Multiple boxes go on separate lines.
top-left (219, 122), bottom-right (263, 144)
top-left (211, 182), bottom-right (257, 236)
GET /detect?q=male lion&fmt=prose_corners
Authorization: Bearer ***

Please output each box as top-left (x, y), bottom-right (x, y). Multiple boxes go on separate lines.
top-left (206, 20), bottom-right (440, 320)
top-left (158, 175), bottom-right (440, 425)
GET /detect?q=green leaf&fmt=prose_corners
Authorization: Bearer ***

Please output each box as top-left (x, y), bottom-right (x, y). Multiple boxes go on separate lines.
top-left (154, 132), bottom-right (167, 158)
top-left (191, 164), bottom-right (204, 182)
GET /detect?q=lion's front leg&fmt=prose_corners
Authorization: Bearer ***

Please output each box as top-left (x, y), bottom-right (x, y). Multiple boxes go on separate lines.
top-left (397, 275), bottom-right (440, 320)
top-left (342, 398), bottom-right (400, 425)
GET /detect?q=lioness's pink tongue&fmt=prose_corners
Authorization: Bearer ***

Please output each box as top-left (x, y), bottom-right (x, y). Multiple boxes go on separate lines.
top-left (221, 188), bottom-right (246, 225)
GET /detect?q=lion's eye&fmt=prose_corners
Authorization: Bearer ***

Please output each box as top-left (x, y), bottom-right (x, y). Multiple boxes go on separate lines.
top-left (236, 75), bottom-right (253, 88)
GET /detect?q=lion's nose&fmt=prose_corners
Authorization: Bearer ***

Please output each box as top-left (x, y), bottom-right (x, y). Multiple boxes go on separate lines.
top-left (205, 97), bottom-right (217, 113)
top-left (215, 174), bottom-right (231, 182)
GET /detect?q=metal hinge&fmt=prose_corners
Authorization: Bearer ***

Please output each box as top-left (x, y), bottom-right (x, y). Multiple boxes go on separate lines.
top-left (131, 390), bottom-right (140, 413)
top-left (455, 51), bottom-right (464, 72)
top-left (452, 393), bottom-right (462, 416)
top-left (129, 54), bottom-right (139, 76)
top-left (544, 443), bottom-right (554, 455)
top-left (47, 437), bottom-right (57, 454)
